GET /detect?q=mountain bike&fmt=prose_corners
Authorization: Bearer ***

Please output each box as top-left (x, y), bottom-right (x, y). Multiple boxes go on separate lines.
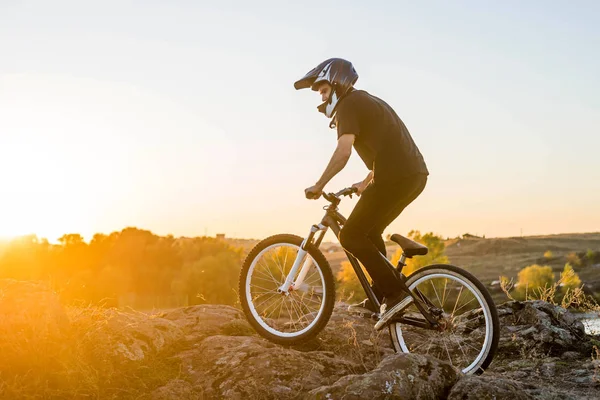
top-left (238, 187), bottom-right (499, 374)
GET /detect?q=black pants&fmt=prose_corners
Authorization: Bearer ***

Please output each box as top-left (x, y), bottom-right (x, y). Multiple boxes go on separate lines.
top-left (338, 173), bottom-right (427, 298)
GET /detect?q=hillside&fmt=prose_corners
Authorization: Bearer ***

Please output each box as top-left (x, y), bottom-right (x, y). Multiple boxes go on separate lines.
top-left (229, 232), bottom-right (600, 305)
top-left (444, 232), bottom-right (600, 303)
top-left (2, 279), bottom-right (599, 399)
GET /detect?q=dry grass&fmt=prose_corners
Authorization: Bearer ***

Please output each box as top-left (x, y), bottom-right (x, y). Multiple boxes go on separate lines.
top-left (500, 276), bottom-right (516, 301)
top-left (0, 304), bottom-right (183, 399)
top-left (499, 270), bottom-right (600, 313)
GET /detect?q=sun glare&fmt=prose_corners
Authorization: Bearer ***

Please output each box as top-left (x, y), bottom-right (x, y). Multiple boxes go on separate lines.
top-left (0, 122), bottom-right (92, 243)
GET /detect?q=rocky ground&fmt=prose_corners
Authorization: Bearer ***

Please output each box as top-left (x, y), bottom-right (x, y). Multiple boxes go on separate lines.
top-left (148, 301), bottom-right (600, 400)
top-left (1, 279), bottom-right (599, 399)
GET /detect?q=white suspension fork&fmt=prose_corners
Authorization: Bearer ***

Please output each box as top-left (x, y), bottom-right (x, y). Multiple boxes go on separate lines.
top-left (278, 223), bottom-right (327, 293)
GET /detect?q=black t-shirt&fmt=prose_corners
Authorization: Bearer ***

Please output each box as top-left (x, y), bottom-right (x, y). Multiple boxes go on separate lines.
top-left (334, 89), bottom-right (429, 184)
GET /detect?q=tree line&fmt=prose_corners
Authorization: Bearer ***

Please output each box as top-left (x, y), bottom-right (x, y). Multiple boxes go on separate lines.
top-left (0, 227), bottom-right (243, 308)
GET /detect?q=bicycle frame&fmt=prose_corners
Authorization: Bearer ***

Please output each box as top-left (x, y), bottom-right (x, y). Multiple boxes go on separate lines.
top-left (278, 197), bottom-right (382, 310)
top-left (278, 189), bottom-right (440, 329)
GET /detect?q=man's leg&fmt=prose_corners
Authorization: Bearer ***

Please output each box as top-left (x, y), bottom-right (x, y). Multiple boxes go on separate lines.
top-left (339, 174), bottom-right (427, 298)
top-left (363, 176), bottom-right (426, 308)
top-left (367, 174), bottom-right (428, 257)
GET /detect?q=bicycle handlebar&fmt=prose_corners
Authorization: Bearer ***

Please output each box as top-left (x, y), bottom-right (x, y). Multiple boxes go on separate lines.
top-left (322, 186), bottom-right (358, 204)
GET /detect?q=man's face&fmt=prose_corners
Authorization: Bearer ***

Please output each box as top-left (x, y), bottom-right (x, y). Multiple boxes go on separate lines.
top-left (315, 81), bottom-right (332, 103)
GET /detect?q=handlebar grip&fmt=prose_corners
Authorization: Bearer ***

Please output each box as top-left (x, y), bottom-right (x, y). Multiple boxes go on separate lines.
top-left (336, 187), bottom-right (358, 197)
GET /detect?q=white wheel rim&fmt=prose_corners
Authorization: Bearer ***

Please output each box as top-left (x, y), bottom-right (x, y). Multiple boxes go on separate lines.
top-left (245, 243), bottom-right (326, 338)
top-left (391, 270), bottom-right (493, 374)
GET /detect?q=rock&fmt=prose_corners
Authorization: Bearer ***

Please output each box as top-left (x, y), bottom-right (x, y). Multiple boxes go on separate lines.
top-left (511, 371), bottom-right (529, 379)
top-left (508, 360), bottom-right (536, 369)
top-left (220, 318), bottom-right (255, 336)
top-left (520, 326), bottom-right (538, 337)
top-left (573, 376), bottom-right (593, 384)
top-left (5, 283), bottom-right (600, 400)
top-left (540, 362), bottom-right (556, 377)
top-left (292, 304), bottom-right (393, 370)
top-left (177, 335), bottom-right (360, 399)
top-left (561, 351), bottom-right (581, 360)
top-left (160, 304), bottom-right (248, 342)
top-left (307, 353), bottom-right (459, 400)
top-left (582, 361), bottom-right (595, 370)
top-left (497, 301), bottom-right (591, 358)
top-left (150, 379), bottom-right (202, 400)
top-left (97, 309), bottom-right (184, 361)
top-left (449, 375), bottom-right (575, 400)
top-left (448, 376), bottom-right (534, 400)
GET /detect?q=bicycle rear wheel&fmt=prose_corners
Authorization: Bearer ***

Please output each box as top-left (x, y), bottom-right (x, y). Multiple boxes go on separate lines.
top-left (388, 264), bottom-right (499, 375)
top-left (238, 234), bottom-right (335, 345)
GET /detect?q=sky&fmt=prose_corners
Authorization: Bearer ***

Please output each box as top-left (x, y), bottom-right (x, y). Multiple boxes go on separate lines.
top-left (0, 0), bottom-right (599, 243)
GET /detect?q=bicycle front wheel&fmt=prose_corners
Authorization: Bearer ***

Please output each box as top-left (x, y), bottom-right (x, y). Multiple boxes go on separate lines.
top-left (388, 264), bottom-right (499, 375)
top-left (238, 234), bottom-right (335, 345)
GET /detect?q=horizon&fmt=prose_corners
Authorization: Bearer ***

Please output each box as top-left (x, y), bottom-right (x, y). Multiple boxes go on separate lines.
top-left (1, 1), bottom-right (599, 242)
top-left (1, 226), bottom-right (599, 246)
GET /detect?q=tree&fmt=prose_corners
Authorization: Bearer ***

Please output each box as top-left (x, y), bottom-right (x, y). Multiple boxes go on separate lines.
top-left (566, 252), bottom-right (582, 267)
top-left (336, 231), bottom-right (449, 303)
top-left (543, 250), bottom-right (554, 260)
top-left (586, 249), bottom-right (596, 261)
top-left (516, 264), bottom-right (555, 299)
top-left (336, 261), bottom-right (368, 302)
top-left (390, 230), bottom-right (449, 277)
top-left (179, 251), bottom-right (242, 305)
top-left (0, 227), bottom-right (244, 308)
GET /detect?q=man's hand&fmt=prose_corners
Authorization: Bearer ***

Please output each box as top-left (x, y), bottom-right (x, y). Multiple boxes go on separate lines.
top-left (351, 181), bottom-right (369, 196)
top-left (305, 184), bottom-right (324, 199)
top-left (351, 170), bottom-right (374, 196)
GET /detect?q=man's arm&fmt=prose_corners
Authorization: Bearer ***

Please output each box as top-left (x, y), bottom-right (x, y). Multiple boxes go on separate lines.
top-left (352, 170), bottom-right (373, 195)
top-left (362, 170), bottom-right (374, 186)
top-left (315, 134), bottom-right (355, 188)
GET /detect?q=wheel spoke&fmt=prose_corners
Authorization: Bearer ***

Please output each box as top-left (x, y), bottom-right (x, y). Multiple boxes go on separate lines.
top-left (390, 269), bottom-right (496, 375)
top-left (244, 241), bottom-right (330, 340)
top-left (254, 292), bottom-right (279, 309)
top-left (453, 296), bottom-right (478, 316)
top-left (259, 258), bottom-right (281, 285)
top-left (429, 279), bottom-right (443, 308)
top-left (442, 336), bottom-right (454, 367)
top-left (250, 283), bottom-right (278, 293)
top-left (451, 285), bottom-right (465, 317)
top-left (441, 278), bottom-right (448, 307)
top-left (254, 266), bottom-right (279, 284)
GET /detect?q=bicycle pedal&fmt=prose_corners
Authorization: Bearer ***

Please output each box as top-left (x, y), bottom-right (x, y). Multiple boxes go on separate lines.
top-left (373, 297), bottom-right (412, 331)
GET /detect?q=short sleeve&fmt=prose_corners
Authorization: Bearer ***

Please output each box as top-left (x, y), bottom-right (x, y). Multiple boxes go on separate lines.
top-left (334, 95), bottom-right (360, 139)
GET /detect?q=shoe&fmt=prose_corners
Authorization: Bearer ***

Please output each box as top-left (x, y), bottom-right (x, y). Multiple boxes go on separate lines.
top-left (347, 298), bottom-right (378, 319)
top-left (373, 290), bottom-right (412, 331)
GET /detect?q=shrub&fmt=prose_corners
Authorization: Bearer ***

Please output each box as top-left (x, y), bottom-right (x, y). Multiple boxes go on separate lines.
top-left (516, 264), bottom-right (555, 300)
top-left (566, 252), bottom-right (582, 267)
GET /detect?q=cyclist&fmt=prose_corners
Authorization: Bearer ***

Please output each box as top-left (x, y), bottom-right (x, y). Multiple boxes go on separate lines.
top-left (294, 58), bottom-right (429, 321)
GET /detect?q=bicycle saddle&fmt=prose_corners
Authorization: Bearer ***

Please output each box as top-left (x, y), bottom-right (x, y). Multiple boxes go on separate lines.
top-left (390, 234), bottom-right (429, 257)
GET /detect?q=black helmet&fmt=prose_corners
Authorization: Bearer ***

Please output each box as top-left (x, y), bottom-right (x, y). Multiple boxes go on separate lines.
top-left (294, 58), bottom-right (358, 118)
